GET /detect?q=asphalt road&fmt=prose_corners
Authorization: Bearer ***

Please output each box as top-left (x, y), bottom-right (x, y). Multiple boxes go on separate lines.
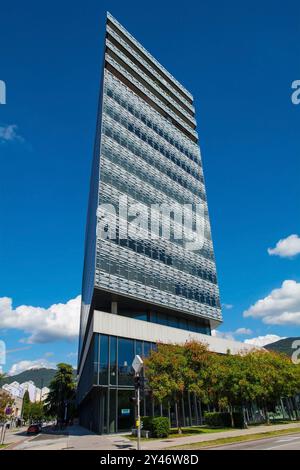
top-left (211, 432), bottom-right (300, 450)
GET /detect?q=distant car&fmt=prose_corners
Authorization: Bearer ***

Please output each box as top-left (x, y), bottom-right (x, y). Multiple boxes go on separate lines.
top-left (27, 424), bottom-right (41, 435)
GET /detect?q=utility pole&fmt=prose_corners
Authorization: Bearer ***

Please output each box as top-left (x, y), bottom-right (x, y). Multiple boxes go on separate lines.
top-left (132, 355), bottom-right (143, 452)
top-left (135, 375), bottom-right (141, 451)
top-left (0, 423), bottom-right (6, 445)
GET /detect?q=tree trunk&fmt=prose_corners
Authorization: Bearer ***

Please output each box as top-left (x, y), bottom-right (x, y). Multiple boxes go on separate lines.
top-left (264, 405), bottom-right (270, 425)
top-left (242, 406), bottom-right (248, 429)
top-left (198, 399), bottom-right (203, 426)
top-left (288, 397), bottom-right (295, 420)
top-left (280, 398), bottom-right (286, 419)
top-left (229, 404), bottom-right (234, 428)
top-left (292, 396), bottom-right (300, 420)
top-left (175, 401), bottom-right (181, 434)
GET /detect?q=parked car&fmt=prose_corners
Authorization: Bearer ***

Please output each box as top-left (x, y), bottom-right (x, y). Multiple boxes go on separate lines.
top-left (27, 424), bottom-right (41, 435)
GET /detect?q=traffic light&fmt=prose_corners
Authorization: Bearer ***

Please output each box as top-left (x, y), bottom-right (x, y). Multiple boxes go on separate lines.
top-left (134, 375), bottom-right (144, 390)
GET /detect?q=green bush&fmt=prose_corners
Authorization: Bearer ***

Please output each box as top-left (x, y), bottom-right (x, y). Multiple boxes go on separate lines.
top-left (141, 416), bottom-right (170, 437)
top-left (204, 411), bottom-right (232, 428)
top-left (151, 417), bottom-right (170, 438)
top-left (141, 416), bottom-right (153, 431)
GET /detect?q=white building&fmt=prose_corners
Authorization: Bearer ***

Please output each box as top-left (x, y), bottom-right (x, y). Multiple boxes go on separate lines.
top-left (2, 380), bottom-right (49, 402)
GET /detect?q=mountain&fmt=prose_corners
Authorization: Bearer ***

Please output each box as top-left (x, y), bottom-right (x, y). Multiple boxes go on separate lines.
top-left (264, 337), bottom-right (300, 358)
top-left (0, 368), bottom-right (57, 388)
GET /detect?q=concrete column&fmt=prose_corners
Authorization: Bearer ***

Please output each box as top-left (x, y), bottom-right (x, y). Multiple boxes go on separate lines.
top-left (111, 301), bottom-right (118, 315)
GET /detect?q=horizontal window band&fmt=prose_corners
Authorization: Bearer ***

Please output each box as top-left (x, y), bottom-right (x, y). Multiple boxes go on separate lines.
top-left (105, 61), bottom-right (198, 144)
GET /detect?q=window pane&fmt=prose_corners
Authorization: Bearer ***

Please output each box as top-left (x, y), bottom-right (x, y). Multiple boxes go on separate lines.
top-left (99, 334), bottom-right (109, 385)
top-left (109, 389), bottom-right (117, 433)
top-left (93, 334), bottom-right (99, 384)
top-left (117, 389), bottom-right (135, 431)
top-left (118, 337), bottom-right (134, 386)
top-left (110, 336), bottom-right (117, 385)
top-left (143, 341), bottom-right (151, 358)
top-left (135, 340), bottom-right (143, 357)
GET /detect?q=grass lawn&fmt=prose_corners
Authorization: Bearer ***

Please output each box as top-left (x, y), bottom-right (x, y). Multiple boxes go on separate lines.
top-left (0, 444), bottom-right (8, 450)
top-left (168, 426), bottom-right (300, 449)
top-left (126, 421), bottom-right (300, 442)
top-left (126, 425), bottom-right (231, 441)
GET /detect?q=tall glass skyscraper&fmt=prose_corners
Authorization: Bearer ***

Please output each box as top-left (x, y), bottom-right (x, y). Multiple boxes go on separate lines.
top-left (77, 12), bottom-right (226, 433)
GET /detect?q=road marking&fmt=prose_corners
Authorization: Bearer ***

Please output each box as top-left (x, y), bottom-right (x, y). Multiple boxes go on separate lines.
top-left (277, 437), bottom-right (300, 442)
top-left (265, 438), bottom-right (300, 450)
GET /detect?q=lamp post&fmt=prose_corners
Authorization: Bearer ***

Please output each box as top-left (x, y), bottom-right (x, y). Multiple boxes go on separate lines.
top-left (132, 355), bottom-right (143, 451)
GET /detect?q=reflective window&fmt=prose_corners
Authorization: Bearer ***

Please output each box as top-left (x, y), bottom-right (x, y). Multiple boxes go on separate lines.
top-left (94, 335), bottom-right (99, 384)
top-left (135, 340), bottom-right (143, 357)
top-left (99, 334), bottom-right (109, 385)
top-left (118, 389), bottom-right (135, 431)
top-left (118, 338), bottom-right (134, 386)
top-left (109, 389), bottom-right (117, 433)
top-left (143, 341), bottom-right (151, 358)
top-left (110, 336), bottom-right (117, 386)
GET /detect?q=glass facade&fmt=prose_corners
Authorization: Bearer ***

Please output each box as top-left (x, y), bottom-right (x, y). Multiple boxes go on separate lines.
top-left (95, 71), bottom-right (221, 319)
top-left (77, 333), bottom-right (203, 433)
top-left (78, 13), bottom-right (222, 433)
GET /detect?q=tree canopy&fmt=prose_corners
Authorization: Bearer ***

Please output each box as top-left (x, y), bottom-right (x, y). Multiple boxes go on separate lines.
top-left (44, 363), bottom-right (76, 423)
top-left (145, 341), bottom-right (300, 426)
top-left (0, 389), bottom-right (13, 422)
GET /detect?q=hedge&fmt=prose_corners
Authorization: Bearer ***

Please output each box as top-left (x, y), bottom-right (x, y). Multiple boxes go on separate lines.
top-left (141, 416), bottom-right (153, 431)
top-left (141, 416), bottom-right (170, 437)
top-left (204, 411), bottom-right (232, 428)
top-left (151, 417), bottom-right (170, 437)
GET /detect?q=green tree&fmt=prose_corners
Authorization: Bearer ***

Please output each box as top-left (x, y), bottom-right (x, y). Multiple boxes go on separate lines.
top-left (145, 341), bottom-right (300, 430)
top-left (211, 350), bottom-right (300, 425)
top-left (30, 402), bottom-right (45, 422)
top-left (0, 389), bottom-right (13, 422)
top-left (0, 373), bottom-right (6, 386)
top-left (22, 390), bottom-right (31, 422)
top-left (44, 363), bottom-right (76, 424)
top-left (245, 350), bottom-right (300, 422)
top-left (145, 343), bottom-right (188, 433)
top-left (183, 341), bottom-right (212, 408)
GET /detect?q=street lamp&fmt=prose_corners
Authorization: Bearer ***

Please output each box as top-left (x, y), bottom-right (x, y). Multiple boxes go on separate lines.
top-left (132, 355), bottom-right (143, 451)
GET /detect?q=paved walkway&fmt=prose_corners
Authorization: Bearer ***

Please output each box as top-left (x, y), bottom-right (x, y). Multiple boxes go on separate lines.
top-left (140, 422), bottom-right (300, 450)
top-left (9, 422), bottom-right (300, 451)
top-left (1, 426), bottom-right (28, 447)
top-left (12, 425), bottom-right (135, 451)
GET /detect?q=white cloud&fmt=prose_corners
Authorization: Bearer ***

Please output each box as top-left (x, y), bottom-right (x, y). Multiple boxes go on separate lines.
top-left (268, 234), bottom-right (300, 258)
top-left (0, 124), bottom-right (24, 143)
top-left (8, 358), bottom-right (56, 376)
top-left (212, 327), bottom-right (252, 340)
top-left (0, 295), bottom-right (81, 343)
top-left (67, 352), bottom-right (78, 358)
top-left (244, 334), bottom-right (285, 348)
top-left (211, 329), bottom-right (235, 340)
top-left (6, 346), bottom-right (32, 354)
top-left (222, 303), bottom-right (233, 310)
top-left (243, 280), bottom-right (300, 325)
top-left (234, 327), bottom-right (252, 335)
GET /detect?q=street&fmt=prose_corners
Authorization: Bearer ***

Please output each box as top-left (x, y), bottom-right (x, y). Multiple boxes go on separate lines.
top-left (3, 424), bottom-right (300, 451)
top-left (210, 433), bottom-right (300, 450)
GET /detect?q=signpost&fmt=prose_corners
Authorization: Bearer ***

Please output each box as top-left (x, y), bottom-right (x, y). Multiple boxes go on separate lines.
top-left (132, 355), bottom-right (143, 451)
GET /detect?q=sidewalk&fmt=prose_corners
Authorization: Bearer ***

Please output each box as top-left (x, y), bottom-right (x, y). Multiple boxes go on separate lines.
top-left (8, 422), bottom-right (300, 451)
top-left (140, 422), bottom-right (300, 450)
top-left (12, 425), bottom-right (135, 451)
top-left (2, 426), bottom-right (28, 448)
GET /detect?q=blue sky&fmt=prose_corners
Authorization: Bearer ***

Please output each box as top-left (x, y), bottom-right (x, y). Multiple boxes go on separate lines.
top-left (0, 0), bottom-right (300, 375)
